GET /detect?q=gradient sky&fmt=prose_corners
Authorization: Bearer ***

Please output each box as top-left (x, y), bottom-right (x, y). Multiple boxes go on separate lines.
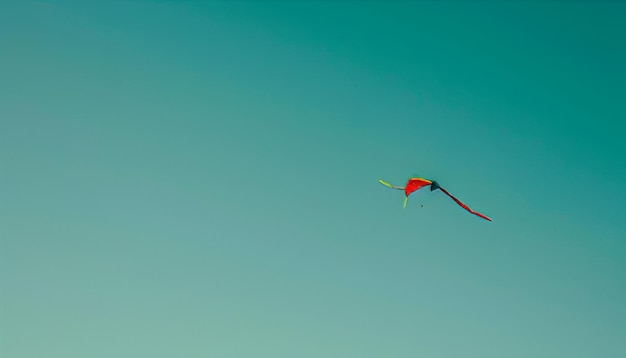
top-left (2, 1), bottom-right (625, 357)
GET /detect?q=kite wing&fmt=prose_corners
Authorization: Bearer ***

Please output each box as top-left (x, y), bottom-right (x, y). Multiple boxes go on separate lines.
top-left (438, 187), bottom-right (492, 222)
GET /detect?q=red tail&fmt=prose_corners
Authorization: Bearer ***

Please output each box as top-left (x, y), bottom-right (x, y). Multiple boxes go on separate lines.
top-left (438, 187), bottom-right (492, 222)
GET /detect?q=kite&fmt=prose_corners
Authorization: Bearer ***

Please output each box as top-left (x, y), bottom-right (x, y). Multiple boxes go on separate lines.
top-left (379, 177), bottom-right (492, 221)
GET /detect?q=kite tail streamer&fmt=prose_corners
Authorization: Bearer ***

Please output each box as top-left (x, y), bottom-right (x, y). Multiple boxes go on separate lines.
top-left (438, 187), bottom-right (492, 221)
top-left (403, 196), bottom-right (409, 208)
top-left (379, 179), bottom-right (404, 190)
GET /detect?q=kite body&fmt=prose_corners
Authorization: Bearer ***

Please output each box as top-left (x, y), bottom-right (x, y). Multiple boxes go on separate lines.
top-left (404, 178), bottom-right (432, 197)
top-left (379, 177), bottom-right (492, 221)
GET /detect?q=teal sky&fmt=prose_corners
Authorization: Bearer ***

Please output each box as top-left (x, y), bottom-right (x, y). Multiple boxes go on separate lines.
top-left (2, 1), bottom-right (625, 357)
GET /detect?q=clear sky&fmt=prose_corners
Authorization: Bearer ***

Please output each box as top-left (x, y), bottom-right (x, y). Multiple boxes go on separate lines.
top-left (2, 1), bottom-right (625, 357)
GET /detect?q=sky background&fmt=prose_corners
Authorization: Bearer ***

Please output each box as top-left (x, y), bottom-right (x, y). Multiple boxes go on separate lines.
top-left (1, 1), bottom-right (625, 357)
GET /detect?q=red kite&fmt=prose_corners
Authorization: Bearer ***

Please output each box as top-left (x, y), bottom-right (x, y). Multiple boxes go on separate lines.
top-left (379, 177), bottom-right (492, 221)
